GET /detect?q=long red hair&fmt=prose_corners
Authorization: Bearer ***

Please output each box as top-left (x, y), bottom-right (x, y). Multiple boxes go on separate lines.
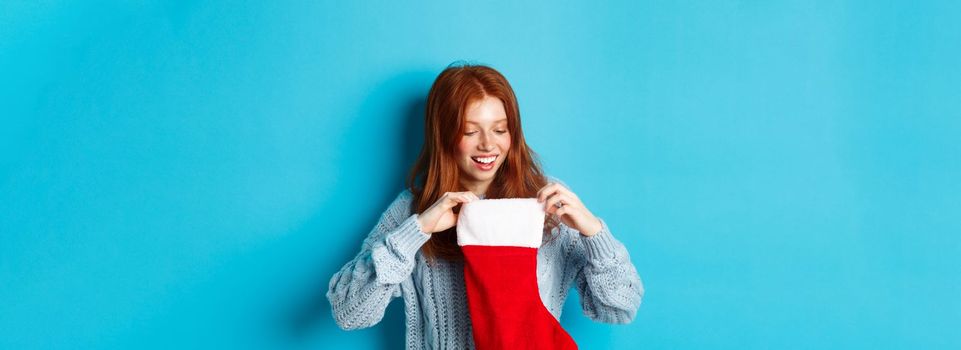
top-left (406, 62), bottom-right (559, 262)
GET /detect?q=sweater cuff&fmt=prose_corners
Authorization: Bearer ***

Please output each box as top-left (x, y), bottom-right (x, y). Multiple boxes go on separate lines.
top-left (386, 214), bottom-right (431, 256)
top-left (580, 218), bottom-right (619, 261)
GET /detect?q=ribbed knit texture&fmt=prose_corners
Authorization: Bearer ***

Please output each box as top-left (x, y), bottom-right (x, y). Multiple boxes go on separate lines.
top-left (327, 178), bottom-right (644, 349)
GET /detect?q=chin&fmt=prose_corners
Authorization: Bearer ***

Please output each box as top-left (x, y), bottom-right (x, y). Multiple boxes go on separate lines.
top-left (464, 166), bottom-right (500, 180)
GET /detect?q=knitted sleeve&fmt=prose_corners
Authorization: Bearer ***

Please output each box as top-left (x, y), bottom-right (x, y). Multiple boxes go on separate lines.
top-left (546, 176), bottom-right (644, 324)
top-left (570, 219), bottom-right (644, 324)
top-left (326, 190), bottom-right (430, 330)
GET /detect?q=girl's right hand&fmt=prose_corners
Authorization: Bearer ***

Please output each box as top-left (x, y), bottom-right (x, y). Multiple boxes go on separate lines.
top-left (417, 191), bottom-right (480, 234)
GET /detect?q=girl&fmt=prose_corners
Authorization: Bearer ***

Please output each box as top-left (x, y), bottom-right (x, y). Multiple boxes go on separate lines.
top-left (327, 62), bottom-right (644, 349)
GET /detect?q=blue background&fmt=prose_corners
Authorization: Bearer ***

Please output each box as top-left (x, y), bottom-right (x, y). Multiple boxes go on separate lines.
top-left (2, 1), bottom-right (959, 349)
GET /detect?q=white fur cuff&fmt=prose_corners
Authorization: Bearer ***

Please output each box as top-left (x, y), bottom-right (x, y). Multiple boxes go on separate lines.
top-left (456, 198), bottom-right (546, 248)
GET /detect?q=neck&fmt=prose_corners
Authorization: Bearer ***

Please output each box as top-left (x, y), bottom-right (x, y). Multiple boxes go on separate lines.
top-left (461, 179), bottom-right (491, 198)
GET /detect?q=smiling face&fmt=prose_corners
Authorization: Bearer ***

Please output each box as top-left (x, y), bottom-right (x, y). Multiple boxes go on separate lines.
top-left (457, 95), bottom-right (512, 196)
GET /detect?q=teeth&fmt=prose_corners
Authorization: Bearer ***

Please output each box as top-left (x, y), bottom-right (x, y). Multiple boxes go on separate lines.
top-left (472, 156), bottom-right (496, 164)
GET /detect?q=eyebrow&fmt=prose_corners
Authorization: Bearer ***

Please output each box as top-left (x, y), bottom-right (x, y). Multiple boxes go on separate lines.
top-left (465, 119), bottom-right (508, 125)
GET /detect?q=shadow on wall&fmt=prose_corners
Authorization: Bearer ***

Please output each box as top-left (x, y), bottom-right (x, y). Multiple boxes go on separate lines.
top-left (277, 69), bottom-right (434, 348)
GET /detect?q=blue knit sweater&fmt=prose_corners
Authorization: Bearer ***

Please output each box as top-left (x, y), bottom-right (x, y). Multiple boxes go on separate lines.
top-left (327, 178), bottom-right (644, 349)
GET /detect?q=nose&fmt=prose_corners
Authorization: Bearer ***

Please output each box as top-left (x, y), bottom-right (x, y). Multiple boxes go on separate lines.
top-left (478, 133), bottom-right (493, 151)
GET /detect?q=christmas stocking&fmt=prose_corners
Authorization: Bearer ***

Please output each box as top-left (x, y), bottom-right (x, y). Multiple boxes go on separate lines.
top-left (457, 198), bottom-right (578, 349)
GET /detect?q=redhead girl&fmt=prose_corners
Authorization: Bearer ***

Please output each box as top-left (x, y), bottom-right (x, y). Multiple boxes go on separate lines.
top-left (327, 62), bottom-right (643, 349)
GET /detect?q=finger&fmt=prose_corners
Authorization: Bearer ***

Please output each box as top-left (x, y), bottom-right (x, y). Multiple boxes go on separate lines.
top-left (544, 193), bottom-right (570, 213)
top-left (460, 192), bottom-right (478, 204)
top-left (544, 193), bottom-right (567, 214)
top-left (444, 193), bottom-right (471, 208)
top-left (553, 183), bottom-right (573, 198)
top-left (455, 192), bottom-right (474, 203)
top-left (549, 183), bottom-right (573, 201)
top-left (537, 183), bottom-right (561, 202)
top-left (554, 206), bottom-right (567, 218)
top-left (551, 183), bottom-right (580, 202)
top-left (431, 192), bottom-right (452, 209)
top-left (536, 183), bottom-right (550, 202)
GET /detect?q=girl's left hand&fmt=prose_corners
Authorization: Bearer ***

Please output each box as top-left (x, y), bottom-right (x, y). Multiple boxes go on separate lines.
top-left (537, 182), bottom-right (603, 237)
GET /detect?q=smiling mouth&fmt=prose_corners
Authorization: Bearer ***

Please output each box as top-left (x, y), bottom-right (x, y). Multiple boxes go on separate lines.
top-left (471, 155), bottom-right (498, 165)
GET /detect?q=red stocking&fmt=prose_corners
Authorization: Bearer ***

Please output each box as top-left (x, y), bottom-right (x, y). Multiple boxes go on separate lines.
top-left (457, 198), bottom-right (577, 350)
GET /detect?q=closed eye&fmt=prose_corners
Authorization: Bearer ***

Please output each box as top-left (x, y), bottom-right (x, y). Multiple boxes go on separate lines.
top-left (465, 130), bottom-right (508, 136)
